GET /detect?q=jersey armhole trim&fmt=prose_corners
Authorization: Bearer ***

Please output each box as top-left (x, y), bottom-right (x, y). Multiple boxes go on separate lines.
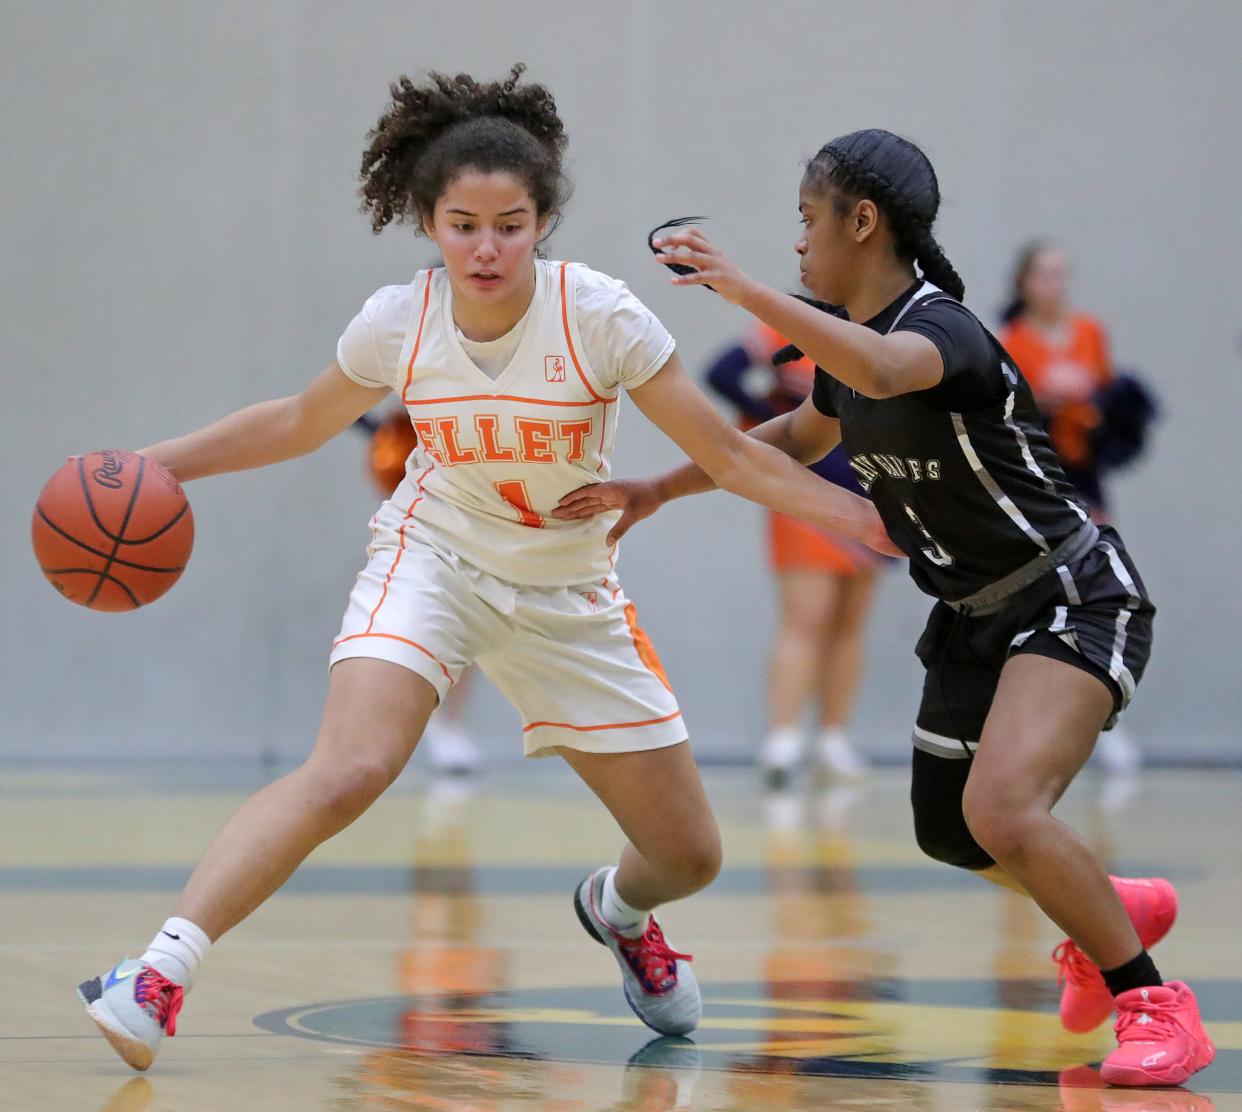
top-left (400, 273), bottom-right (435, 405)
top-left (559, 262), bottom-right (614, 405)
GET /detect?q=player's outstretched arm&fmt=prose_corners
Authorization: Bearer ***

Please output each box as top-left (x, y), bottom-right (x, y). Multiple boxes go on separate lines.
top-left (553, 389), bottom-right (843, 543)
top-left (656, 390), bottom-right (843, 502)
top-left (653, 226), bottom-right (943, 399)
top-left (554, 353), bottom-right (898, 555)
top-left (140, 364), bottom-right (388, 482)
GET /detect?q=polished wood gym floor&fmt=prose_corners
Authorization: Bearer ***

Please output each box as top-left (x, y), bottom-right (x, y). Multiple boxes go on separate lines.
top-left (2, 761), bottom-right (1238, 1110)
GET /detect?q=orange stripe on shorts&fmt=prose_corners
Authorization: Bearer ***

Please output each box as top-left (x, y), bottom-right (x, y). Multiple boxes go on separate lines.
top-left (332, 631), bottom-right (453, 685)
top-left (623, 602), bottom-right (673, 693)
top-left (522, 710), bottom-right (682, 734)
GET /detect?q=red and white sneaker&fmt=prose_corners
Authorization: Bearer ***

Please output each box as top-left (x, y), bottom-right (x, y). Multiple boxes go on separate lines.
top-left (574, 868), bottom-right (701, 1036)
top-left (1101, 982), bottom-right (1215, 1088)
top-left (77, 959), bottom-right (184, 1071)
top-left (1054, 876), bottom-right (1179, 1033)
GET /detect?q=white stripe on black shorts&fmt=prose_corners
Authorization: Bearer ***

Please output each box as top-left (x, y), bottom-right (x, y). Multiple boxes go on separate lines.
top-left (911, 526), bottom-right (1154, 758)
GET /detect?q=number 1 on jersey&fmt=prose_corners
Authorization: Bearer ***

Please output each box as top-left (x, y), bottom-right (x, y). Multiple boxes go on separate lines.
top-left (496, 480), bottom-right (545, 528)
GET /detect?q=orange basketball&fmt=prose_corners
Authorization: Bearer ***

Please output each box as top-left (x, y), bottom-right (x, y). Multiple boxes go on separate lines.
top-left (31, 450), bottom-right (195, 611)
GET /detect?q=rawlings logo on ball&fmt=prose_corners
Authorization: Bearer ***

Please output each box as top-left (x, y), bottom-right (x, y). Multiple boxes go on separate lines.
top-left (92, 450), bottom-right (127, 490)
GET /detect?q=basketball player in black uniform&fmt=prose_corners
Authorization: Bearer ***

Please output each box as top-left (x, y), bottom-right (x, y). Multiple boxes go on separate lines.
top-left (553, 130), bottom-right (1212, 1088)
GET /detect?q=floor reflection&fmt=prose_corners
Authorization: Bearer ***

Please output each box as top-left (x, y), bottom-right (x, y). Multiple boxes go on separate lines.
top-left (244, 769), bottom-right (1235, 1108)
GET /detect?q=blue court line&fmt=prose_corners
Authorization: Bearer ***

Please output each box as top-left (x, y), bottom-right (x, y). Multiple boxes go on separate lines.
top-left (0, 861), bottom-right (1174, 895)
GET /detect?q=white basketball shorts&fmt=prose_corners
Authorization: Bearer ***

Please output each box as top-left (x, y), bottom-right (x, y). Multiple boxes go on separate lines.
top-left (329, 530), bottom-right (686, 758)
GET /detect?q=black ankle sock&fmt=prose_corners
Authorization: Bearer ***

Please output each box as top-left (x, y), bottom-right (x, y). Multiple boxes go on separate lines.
top-left (1102, 949), bottom-right (1163, 997)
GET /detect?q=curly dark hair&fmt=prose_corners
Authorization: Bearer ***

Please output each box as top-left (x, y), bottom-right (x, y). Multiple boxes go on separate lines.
top-left (803, 129), bottom-right (965, 301)
top-left (359, 63), bottom-right (570, 237)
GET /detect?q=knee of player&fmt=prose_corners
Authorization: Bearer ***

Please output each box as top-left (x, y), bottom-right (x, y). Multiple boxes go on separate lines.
top-left (307, 755), bottom-right (399, 821)
top-left (911, 749), bottom-right (994, 870)
top-left (960, 786), bottom-right (1038, 865)
top-left (911, 778), bottom-right (994, 871)
top-left (675, 827), bottom-right (723, 892)
top-left (913, 807), bottom-right (995, 871)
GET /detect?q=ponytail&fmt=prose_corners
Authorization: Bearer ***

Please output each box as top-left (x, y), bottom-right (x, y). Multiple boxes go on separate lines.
top-left (915, 230), bottom-right (965, 301)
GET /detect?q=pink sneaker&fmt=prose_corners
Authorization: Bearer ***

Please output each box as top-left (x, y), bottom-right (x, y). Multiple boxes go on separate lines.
top-left (1055, 876), bottom-right (1178, 1033)
top-left (1059, 1064), bottom-right (1217, 1109)
top-left (1101, 982), bottom-right (1215, 1088)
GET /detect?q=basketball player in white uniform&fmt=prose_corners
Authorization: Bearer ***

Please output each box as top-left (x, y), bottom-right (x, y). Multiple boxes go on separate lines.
top-left (330, 256), bottom-right (693, 757)
top-left (76, 66), bottom-right (894, 1071)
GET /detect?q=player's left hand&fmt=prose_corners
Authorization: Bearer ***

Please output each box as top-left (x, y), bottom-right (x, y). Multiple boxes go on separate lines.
top-left (653, 227), bottom-right (755, 305)
top-left (552, 479), bottom-right (662, 545)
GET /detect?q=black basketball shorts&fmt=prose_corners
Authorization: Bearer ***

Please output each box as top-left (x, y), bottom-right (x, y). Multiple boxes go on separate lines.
top-left (912, 526), bottom-right (1155, 759)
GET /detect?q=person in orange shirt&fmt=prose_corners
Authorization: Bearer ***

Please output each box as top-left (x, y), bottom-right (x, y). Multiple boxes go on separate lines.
top-left (998, 242), bottom-right (1113, 514)
top-left (999, 242), bottom-right (1141, 775)
top-left (706, 323), bottom-right (885, 785)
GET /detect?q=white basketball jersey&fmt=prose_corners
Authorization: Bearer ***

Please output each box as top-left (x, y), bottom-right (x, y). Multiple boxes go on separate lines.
top-left (344, 260), bottom-right (673, 588)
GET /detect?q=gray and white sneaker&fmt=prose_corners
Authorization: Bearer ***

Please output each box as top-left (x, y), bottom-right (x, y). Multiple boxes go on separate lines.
top-left (573, 868), bottom-right (701, 1036)
top-left (77, 958), bottom-right (184, 1071)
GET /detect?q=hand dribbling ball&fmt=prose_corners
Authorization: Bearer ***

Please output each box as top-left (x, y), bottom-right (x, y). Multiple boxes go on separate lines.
top-left (31, 450), bottom-right (194, 611)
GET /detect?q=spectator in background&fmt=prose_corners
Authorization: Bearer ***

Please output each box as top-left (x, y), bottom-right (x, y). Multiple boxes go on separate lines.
top-left (706, 324), bottom-right (885, 786)
top-left (999, 242), bottom-right (1143, 775)
top-left (999, 241), bottom-right (1114, 515)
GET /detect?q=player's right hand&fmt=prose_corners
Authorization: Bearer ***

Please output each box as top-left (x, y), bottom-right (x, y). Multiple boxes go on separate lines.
top-left (551, 479), bottom-right (663, 545)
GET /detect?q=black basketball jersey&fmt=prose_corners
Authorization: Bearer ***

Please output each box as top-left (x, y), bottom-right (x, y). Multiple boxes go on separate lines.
top-left (812, 281), bottom-right (1092, 601)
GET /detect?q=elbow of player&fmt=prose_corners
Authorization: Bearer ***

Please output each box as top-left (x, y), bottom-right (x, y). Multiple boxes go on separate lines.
top-left (856, 366), bottom-right (900, 400)
top-left (279, 396), bottom-right (328, 458)
top-left (701, 444), bottom-right (751, 498)
top-left (798, 443), bottom-right (832, 467)
top-left (859, 349), bottom-right (925, 399)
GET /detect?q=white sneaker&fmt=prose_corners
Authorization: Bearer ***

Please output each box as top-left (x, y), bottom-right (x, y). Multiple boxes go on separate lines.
top-left (77, 959), bottom-right (184, 1071)
top-left (423, 720), bottom-right (483, 775)
top-left (759, 728), bottom-right (805, 788)
top-left (573, 868), bottom-right (701, 1036)
top-left (1094, 727), bottom-right (1142, 776)
top-left (816, 734), bottom-right (867, 780)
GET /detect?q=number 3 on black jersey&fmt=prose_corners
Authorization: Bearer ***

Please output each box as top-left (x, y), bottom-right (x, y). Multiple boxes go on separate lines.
top-left (903, 504), bottom-right (954, 567)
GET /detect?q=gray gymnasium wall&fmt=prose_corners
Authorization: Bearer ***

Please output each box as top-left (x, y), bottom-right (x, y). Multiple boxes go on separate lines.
top-left (3, 1), bottom-right (1239, 764)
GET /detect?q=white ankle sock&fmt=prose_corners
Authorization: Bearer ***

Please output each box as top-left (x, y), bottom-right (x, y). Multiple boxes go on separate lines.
top-left (140, 917), bottom-right (211, 989)
top-left (601, 868), bottom-right (649, 939)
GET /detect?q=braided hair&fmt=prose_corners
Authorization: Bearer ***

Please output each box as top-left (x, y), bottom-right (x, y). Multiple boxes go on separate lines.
top-left (803, 129), bottom-right (965, 301)
top-left (359, 63), bottom-right (570, 237)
